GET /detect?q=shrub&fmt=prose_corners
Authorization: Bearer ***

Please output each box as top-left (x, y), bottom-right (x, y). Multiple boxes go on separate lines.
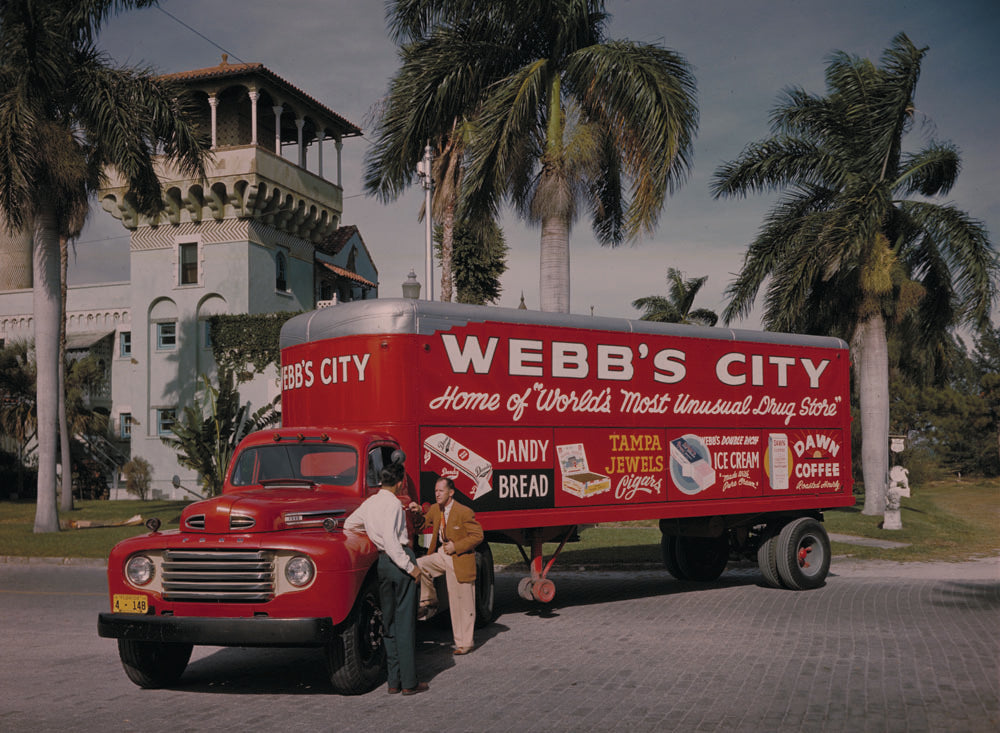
top-left (122, 456), bottom-right (152, 500)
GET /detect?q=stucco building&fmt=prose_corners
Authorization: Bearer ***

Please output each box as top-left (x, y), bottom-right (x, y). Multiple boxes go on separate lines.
top-left (0, 59), bottom-right (378, 499)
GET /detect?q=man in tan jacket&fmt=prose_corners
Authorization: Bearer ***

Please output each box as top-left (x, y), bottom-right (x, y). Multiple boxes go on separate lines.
top-left (415, 477), bottom-right (484, 654)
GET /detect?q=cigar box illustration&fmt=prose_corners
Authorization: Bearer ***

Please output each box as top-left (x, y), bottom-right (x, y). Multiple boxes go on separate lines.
top-left (669, 435), bottom-right (716, 494)
top-left (423, 432), bottom-right (493, 499)
top-left (556, 443), bottom-right (611, 498)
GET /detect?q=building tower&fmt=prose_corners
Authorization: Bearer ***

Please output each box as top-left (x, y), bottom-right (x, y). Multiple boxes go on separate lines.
top-left (97, 57), bottom-right (366, 498)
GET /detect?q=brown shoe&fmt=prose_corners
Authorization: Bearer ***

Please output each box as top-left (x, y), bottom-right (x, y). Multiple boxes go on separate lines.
top-left (387, 686), bottom-right (401, 694)
top-left (401, 682), bottom-right (429, 696)
top-left (452, 646), bottom-right (473, 655)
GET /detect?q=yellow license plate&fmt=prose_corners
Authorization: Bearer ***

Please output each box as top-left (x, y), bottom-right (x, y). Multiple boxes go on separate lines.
top-left (112, 594), bottom-right (148, 613)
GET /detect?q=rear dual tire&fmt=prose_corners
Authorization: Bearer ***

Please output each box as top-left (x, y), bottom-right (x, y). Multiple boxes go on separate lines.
top-left (758, 518), bottom-right (831, 590)
top-left (661, 534), bottom-right (729, 582)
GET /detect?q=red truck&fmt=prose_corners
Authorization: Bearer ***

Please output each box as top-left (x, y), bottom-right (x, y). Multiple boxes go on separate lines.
top-left (99, 299), bottom-right (853, 693)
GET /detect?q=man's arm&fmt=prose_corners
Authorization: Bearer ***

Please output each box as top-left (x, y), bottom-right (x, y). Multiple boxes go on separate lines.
top-left (381, 503), bottom-right (418, 575)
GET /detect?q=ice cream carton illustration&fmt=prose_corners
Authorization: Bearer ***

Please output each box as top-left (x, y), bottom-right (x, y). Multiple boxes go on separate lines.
top-left (669, 435), bottom-right (716, 494)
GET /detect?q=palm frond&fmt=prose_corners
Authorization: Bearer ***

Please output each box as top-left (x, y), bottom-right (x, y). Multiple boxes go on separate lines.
top-left (899, 201), bottom-right (998, 328)
top-left (564, 40), bottom-right (697, 239)
top-left (895, 142), bottom-right (960, 197)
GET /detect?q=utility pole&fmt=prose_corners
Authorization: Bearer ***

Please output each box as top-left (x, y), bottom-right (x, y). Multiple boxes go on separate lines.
top-left (416, 142), bottom-right (434, 301)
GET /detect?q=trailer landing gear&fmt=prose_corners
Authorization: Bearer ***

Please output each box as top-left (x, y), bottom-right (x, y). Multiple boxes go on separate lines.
top-left (513, 527), bottom-right (574, 602)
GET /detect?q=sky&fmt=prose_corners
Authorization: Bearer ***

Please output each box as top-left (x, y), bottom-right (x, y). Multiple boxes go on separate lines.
top-left (70, 0), bottom-right (1000, 330)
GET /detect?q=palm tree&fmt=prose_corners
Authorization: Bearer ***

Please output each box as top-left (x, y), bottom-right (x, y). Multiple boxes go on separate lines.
top-left (161, 369), bottom-right (279, 497)
top-left (456, 1), bottom-right (698, 313)
top-left (711, 33), bottom-right (997, 514)
top-left (0, 0), bottom-right (208, 532)
top-left (365, 8), bottom-right (518, 301)
top-left (632, 268), bottom-right (718, 326)
top-left (372, 1), bottom-right (698, 312)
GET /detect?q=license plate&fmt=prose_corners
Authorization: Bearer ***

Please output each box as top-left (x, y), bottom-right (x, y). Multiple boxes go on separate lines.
top-left (112, 594), bottom-right (148, 613)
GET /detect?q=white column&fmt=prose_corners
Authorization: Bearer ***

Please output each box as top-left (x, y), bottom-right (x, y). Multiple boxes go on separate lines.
top-left (208, 95), bottom-right (218, 149)
top-left (272, 105), bottom-right (283, 156)
top-left (248, 89), bottom-right (259, 145)
top-left (295, 118), bottom-right (306, 167)
top-left (335, 136), bottom-right (343, 187)
top-left (317, 131), bottom-right (324, 178)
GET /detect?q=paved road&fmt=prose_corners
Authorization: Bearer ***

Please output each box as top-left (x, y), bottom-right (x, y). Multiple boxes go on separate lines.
top-left (1, 559), bottom-right (997, 733)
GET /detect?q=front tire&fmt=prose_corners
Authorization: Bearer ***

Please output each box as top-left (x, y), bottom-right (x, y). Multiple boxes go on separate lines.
top-left (117, 639), bottom-right (192, 688)
top-left (474, 543), bottom-right (496, 627)
top-left (326, 577), bottom-right (385, 694)
top-left (775, 518), bottom-right (831, 590)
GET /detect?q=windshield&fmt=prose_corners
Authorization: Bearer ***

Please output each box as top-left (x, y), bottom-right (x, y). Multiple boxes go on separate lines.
top-left (230, 444), bottom-right (358, 487)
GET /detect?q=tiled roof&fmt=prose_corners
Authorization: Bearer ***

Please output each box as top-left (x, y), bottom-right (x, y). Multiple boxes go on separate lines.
top-left (159, 58), bottom-right (361, 136)
top-left (317, 224), bottom-right (359, 256)
top-left (319, 261), bottom-right (376, 288)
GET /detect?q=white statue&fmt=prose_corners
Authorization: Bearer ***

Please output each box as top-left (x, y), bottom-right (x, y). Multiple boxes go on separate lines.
top-left (883, 465), bottom-right (911, 530)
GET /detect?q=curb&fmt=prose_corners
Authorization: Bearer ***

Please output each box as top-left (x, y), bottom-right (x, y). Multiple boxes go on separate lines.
top-left (0, 555), bottom-right (106, 567)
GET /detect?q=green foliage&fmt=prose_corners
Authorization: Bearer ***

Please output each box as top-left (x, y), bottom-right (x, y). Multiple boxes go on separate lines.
top-left (209, 312), bottom-right (300, 382)
top-left (122, 456), bottom-right (152, 500)
top-left (0, 340), bottom-right (37, 457)
top-left (435, 220), bottom-right (508, 304)
top-left (632, 268), bottom-right (718, 326)
top-left (890, 324), bottom-right (1000, 477)
top-left (160, 368), bottom-right (280, 496)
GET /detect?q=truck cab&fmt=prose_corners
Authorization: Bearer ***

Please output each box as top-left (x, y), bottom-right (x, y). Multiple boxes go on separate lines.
top-left (99, 428), bottom-right (409, 694)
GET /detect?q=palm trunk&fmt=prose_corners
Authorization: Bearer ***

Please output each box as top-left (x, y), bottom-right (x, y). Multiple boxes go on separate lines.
top-left (440, 196), bottom-right (456, 302)
top-left (539, 74), bottom-right (570, 313)
top-left (855, 314), bottom-right (890, 515)
top-left (539, 212), bottom-right (570, 312)
top-left (32, 206), bottom-right (61, 532)
top-left (59, 234), bottom-right (73, 512)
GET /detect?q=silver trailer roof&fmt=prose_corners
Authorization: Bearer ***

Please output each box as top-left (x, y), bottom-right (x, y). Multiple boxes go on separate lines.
top-left (280, 299), bottom-right (848, 350)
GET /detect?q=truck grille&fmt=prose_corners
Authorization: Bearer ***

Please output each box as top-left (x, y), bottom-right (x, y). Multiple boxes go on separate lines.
top-left (161, 549), bottom-right (276, 602)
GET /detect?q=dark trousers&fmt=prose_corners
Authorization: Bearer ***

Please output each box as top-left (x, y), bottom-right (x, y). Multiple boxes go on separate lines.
top-left (378, 547), bottom-right (418, 689)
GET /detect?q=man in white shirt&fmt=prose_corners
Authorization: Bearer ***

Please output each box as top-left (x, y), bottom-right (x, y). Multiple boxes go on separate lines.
top-left (344, 462), bottom-right (428, 695)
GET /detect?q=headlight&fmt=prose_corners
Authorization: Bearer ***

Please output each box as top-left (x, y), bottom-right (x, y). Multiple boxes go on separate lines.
top-left (285, 555), bottom-right (316, 587)
top-left (125, 555), bottom-right (155, 586)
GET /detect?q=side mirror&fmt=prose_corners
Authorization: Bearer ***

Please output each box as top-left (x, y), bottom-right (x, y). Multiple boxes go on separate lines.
top-left (391, 449), bottom-right (406, 466)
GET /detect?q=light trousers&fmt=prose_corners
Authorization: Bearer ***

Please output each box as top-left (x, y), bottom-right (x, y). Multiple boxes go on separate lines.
top-left (418, 548), bottom-right (475, 649)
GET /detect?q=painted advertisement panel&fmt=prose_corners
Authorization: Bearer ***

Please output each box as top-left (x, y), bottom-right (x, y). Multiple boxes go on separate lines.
top-left (279, 310), bottom-right (853, 522)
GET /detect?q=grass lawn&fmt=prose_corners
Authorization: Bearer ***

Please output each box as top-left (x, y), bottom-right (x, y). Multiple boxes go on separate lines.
top-left (0, 476), bottom-right (996, 565)
top-left (0, 500), bottom-right (188, 560)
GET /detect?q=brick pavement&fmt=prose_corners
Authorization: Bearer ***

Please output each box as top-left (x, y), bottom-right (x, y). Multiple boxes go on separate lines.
top-left (1, 561), bottom-right (997, 732)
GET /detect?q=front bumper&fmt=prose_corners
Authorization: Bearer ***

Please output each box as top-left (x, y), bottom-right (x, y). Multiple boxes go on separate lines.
top-left (98, 613), bottom-right (337, 647)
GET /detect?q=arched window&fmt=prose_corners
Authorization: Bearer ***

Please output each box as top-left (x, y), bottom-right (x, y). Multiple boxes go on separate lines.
top-left (275, 251), bottom-right (288, 291)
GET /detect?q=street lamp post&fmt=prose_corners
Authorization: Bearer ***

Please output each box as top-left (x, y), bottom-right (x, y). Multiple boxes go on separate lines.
top-left (416, 142), bottom-right (434, 301)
